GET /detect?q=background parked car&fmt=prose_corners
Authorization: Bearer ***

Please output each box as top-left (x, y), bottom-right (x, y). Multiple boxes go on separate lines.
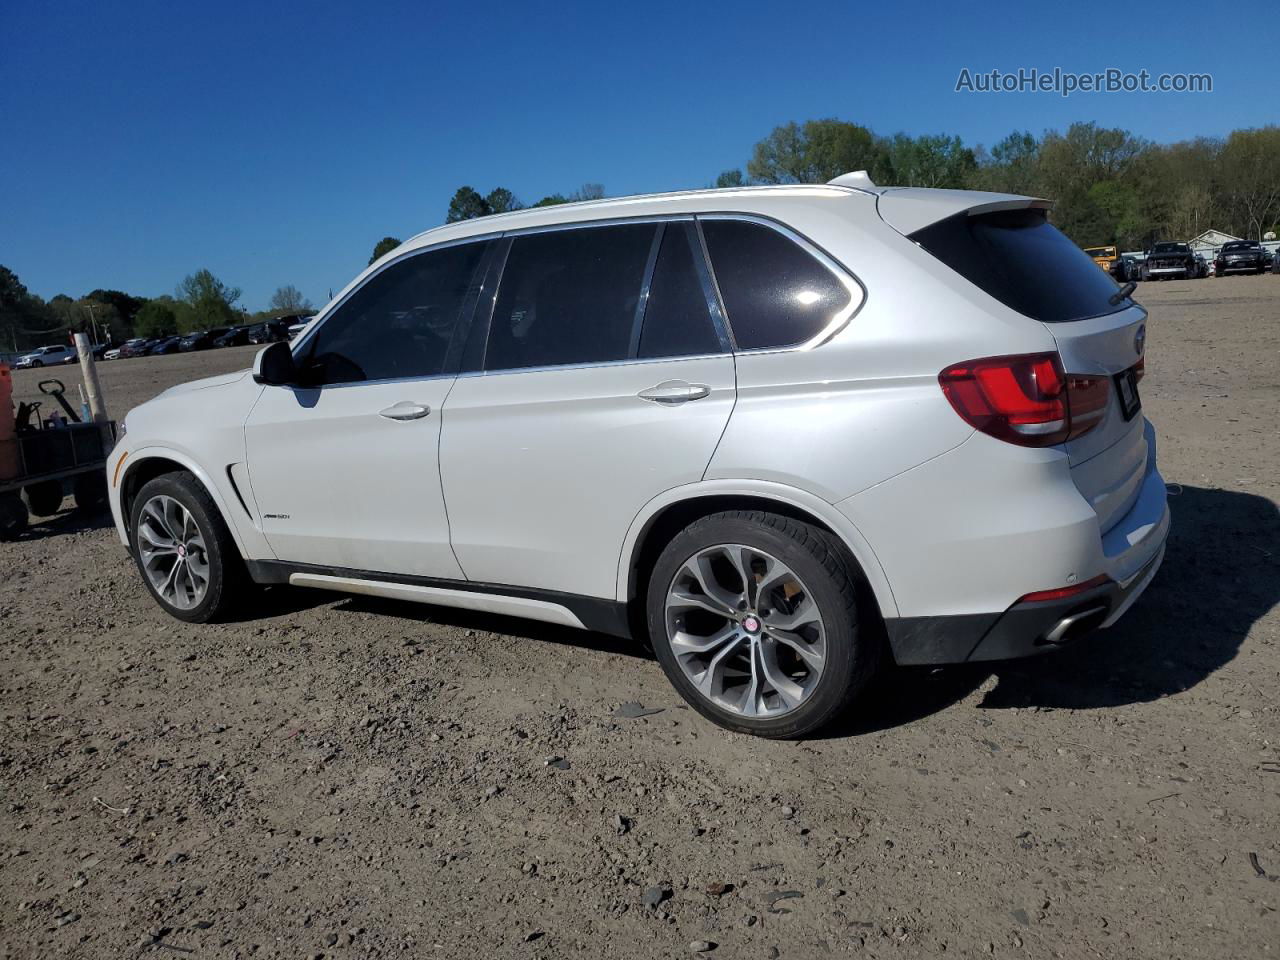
top-left (213, 325), bottom-right (252, 348)
top-left (148, 336), bottom-right (183, 355)
top-left (1114, 255), bottom-right (1142, 282)
top-left (14, 344), bottom-right (76, 368)
top-left (1215, 240), bottom-right (1268, 275)
top-left (249, 318), bottom-right (299, 344)
top-left (120, 338), bottom-right (157, 358)
top-left (179, 328), bottom-right (230, 351)
top-left (1142, 241), bottom-right (1199, 280)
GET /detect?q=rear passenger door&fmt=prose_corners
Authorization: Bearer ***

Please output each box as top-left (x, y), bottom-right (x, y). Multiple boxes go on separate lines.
top-left (438, 219), bottom-right (736, 601)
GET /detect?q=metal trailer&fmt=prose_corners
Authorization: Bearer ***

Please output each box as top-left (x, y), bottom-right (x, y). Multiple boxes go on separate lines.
top-left (0, 379), bottom-right (117, 540)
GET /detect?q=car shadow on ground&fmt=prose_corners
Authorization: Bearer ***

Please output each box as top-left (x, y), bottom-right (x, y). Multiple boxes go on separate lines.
top-left (978, 484), bottom-right (1278, 712)
top-left (10, 505), bottom-right (116, 540)
top-left (289, 484), bottom-right (1278, 734)
top-left (333, 595), bottom-right (653, 661)
top-left (831, 484), bottom-right (1278, 736)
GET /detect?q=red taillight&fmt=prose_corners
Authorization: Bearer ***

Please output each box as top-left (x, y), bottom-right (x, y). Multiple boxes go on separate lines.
top-left (1132, 357), bottom-right (1145, 382)
top-left (1016, 574), bottom-right (1111, 604)
top-left (939, 353), bottom-right (1110, 447)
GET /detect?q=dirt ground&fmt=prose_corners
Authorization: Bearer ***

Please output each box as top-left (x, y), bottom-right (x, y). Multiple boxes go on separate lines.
top-left (2, 277), bottom-right (1278, 960)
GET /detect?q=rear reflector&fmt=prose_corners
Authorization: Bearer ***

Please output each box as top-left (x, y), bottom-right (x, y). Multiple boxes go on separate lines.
top-left (939, 352), bottom-right (1111, 447)
top-left (1016, 574), bottom-right (1111, 604)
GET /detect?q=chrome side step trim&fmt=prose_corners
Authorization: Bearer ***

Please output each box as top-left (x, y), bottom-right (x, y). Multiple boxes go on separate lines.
top-left (287, 573), bottom-right (588, 630)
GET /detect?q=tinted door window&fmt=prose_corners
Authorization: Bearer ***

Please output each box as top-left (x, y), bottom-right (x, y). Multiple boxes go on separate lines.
top-left (637, 222), bottom-right (722, 359)
top-left (301, 241), bottom-right (489, 385)
top-left (910, 210), bottom-right (1123, 323)
top-left (701, 219), bottom-right (851, 350)
top-left (485, 224), bottom-right (654, 371)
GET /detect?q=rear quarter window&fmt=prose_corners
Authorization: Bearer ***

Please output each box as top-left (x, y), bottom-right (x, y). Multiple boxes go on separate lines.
top-left (701, 219), bottom-right (852, 350)
top-left (910, 209), bottom-right (1124, 323)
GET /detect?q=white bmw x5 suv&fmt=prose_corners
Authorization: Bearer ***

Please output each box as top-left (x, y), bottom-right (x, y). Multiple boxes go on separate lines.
top-left (107, 174), bottom-right (1169, 738)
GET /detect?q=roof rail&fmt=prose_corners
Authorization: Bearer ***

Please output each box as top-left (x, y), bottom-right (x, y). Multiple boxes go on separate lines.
top-left (827, 170), bottom-right (877, 189)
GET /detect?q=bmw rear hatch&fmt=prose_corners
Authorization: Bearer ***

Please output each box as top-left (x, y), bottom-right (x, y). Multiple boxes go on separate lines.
top-left (880, 189), bottom-right (1150, 535)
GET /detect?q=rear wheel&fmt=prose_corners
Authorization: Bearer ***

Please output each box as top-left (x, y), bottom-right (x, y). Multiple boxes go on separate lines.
top-left (646, 510), bottom-right (880, 738)
top-left (23, 479), bottom-right (64, 517)
top-left (129, 472), bottom-right (248, 623)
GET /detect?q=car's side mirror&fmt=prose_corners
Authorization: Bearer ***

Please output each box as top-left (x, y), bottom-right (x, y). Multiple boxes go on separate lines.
top-left (252, 341), bottom-right (297, 386)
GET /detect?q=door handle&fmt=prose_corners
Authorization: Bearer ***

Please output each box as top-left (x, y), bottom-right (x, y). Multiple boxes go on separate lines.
top-left (378, 401), bottom-right (431, 421)
top-left (637, 380), bottom-right (712, 404)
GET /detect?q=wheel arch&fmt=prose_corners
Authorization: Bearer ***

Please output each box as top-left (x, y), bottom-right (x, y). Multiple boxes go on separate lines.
top-left (618, 481), bottom-right (899, 622)
top-left (117, 447), bottom-right (252, 559)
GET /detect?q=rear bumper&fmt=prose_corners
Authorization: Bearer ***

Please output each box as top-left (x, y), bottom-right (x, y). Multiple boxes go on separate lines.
top-left (884, 455), bottom-right (1170, 665)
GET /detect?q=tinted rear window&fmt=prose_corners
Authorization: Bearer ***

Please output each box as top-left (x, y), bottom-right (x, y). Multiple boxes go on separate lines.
top-left (910, 209), bottom-right (1124, 323)
top-left (485, 224), bottom-right (654, 371)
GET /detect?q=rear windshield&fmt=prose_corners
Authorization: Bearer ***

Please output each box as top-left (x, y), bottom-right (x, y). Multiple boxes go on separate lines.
top-left (1152, 243), bottom-right (1188, 254)
top-left (910, 208), bottom-right (1124, 323)
top-left (1222, 241), bottom-right (1257, 251)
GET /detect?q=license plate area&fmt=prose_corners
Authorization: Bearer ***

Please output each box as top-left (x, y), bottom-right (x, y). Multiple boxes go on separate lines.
top-left (1115, 367), bottom-right (1141, 421)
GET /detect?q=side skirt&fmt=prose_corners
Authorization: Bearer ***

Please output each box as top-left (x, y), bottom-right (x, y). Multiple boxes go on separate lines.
top-left (245, 560), bottom-right (632, 639)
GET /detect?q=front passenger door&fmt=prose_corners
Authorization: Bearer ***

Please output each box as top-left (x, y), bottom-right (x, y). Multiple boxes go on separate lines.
top-left (243, 240), bottom-right (492, 578)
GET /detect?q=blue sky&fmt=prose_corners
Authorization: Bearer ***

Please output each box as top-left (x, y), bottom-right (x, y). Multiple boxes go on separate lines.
top-left (2, 1), bottom-right (1271, 311)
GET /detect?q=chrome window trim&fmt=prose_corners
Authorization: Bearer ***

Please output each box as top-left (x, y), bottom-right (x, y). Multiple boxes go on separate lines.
top-left (292, 209), bottom-right (867, 389)
top-left (455, 350), bottom-right (731, 380)
top-left (696, 213), bottom-right (867, 353)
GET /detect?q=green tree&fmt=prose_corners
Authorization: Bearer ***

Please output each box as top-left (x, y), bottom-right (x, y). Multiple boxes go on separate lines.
top-left (485, 187), bottom-right (523, 214)
top-left (134, 299), bottom-right (179, 337)
top-left (0, 265), bottom-right (59, 351)
top-left (883, 133), bottom-right (976, 189)
top-left (176, 269), bottom-right (241, 332)
top-left (268, 284), bottom-right (313, 314)
top-left (446, 186), bottom-right (491, 222)
top-left (969, 131), bottom-right (1041, 195)
top-left (1219, 126), bottom-right (1280, 239)
top-left (748, 119), bottom-right (885, 185)
top-left (570, 183), bottom-right (606, 201)
top-left (532, 194), bottom-right (569, 207)
top-left (715, 169), bottom-right (746, 188)
top-left (84, 289), bottom-right (146, 327)
top-left (369, 236), bottom-right (401, 265)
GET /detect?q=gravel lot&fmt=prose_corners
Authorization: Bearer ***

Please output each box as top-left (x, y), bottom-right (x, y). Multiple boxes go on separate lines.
top-left (2, 277), bottom-right (1278, 959)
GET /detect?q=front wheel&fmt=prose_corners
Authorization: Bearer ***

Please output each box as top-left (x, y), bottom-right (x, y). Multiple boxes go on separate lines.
top-left (0, 494), bottom-right (28, 541)
top-left (646, 511), bottom-right (880, 738)
top-left (129, 472), bottom-right (249, 623)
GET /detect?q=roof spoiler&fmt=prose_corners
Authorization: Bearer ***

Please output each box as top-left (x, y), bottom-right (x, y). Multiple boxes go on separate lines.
top-left (875, 190), bottom-right (1052, 236)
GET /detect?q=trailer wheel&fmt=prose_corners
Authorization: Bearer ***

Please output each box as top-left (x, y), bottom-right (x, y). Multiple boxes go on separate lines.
top-left (23, 480), bottom-right (64, 517)
top-left (73, 473), bottom-right (109, 513)
top-left (0, 493), bottom-right (28, 541)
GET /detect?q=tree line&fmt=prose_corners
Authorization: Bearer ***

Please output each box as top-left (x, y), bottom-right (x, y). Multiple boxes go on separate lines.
top-left (0, 266), bottom-right (312, 353)
top-left (6, 119), bottom-right (1275, 353)
top-left (434, 120), bottom-right (1280, 251)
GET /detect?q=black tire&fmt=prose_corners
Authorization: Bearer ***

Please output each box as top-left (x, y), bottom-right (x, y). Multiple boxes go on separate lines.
top-left (128, 471), bottom-right (249, 623)
top-left (23, 479), bottom-right (64, 517)
top-left (30, 360), bottom-right (43, 368)
top-left (0, 493), bottom-right (28, 541)
top-left (645, 510), bottom-right (880, 738)
top-left (1140, 265), bottom-right (1150, 282)
top-left (73, 472), bottom-right (109, 513)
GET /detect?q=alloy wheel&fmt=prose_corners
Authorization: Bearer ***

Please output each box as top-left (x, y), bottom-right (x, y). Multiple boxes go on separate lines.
top-left (664, 543), bottom-right (826, 718)
top-left (137, 495), bottom-right (210, 610)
